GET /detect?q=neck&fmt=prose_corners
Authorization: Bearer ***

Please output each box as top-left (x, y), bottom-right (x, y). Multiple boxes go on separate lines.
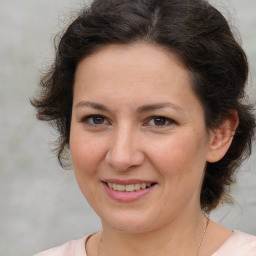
top-left (99, 210), bottom-right (207, 256)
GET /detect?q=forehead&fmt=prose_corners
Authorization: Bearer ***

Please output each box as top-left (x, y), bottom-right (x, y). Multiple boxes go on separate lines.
top-left (73, 43), bottom-right (199, 109)
top-left (74, 42), bottom-right (191, 88)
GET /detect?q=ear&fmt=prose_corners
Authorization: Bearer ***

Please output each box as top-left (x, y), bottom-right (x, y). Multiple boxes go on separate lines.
top-left (206, 111), bottom-right (239, 163)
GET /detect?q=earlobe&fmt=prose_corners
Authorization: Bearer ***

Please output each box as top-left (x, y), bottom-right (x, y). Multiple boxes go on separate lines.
top-left (206, 111), bottom-right (239, 163)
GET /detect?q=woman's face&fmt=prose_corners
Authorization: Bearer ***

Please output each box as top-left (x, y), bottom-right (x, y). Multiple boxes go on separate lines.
top-left (70, 43), bottom-right (214, 233)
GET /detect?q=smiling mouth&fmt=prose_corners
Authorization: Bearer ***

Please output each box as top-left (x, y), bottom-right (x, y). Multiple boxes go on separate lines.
top-left (105, 182), bottom-right (155, 192)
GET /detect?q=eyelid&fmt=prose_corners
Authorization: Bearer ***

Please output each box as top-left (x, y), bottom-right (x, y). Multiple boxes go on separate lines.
top-left (144, 116), bottom-right (176, 128)
top-left (80, 114), bottom-right (110, 127)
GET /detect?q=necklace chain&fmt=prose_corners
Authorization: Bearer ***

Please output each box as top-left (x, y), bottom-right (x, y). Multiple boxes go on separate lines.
top-left (97, 215), bottom-right (209, 256)
top-left (196, 216), bottom-right (210, 256)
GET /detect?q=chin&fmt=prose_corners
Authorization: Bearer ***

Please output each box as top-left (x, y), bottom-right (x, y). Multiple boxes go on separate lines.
top-left (101, 211), bottom-right (160, 234)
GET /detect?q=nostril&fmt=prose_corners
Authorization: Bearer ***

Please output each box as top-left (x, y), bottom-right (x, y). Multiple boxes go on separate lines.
top-left (105, 147), bottom-right (145, 171)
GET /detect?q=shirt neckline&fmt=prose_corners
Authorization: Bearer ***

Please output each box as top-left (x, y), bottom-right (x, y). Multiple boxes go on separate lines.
top-left (84, 231), bottom-right (238, 256)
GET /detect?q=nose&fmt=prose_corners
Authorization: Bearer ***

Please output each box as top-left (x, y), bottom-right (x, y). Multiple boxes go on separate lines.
top-left (105, 126), bottom-right (145, 171)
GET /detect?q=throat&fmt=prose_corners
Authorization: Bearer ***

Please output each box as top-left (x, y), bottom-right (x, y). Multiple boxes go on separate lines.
top-left (97, 214), bottom-right (209, 256)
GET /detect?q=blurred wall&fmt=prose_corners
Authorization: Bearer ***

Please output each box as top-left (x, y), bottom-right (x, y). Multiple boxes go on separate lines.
top-left (0, 0), bottom-right (255, 255)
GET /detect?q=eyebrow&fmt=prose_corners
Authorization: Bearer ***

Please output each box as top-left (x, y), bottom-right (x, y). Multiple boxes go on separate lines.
top-left (137, 102), bottom-right (184, 113)
top-left (74, 101), bottom-right (184, 113)
top-left (74, 101), bottom-right (110, 112)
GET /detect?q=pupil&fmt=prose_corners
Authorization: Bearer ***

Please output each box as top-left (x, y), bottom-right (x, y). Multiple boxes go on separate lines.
top-left (93, 116), bottom-right (104, 124)
top-left (154, 117), bottom-right (166, 126)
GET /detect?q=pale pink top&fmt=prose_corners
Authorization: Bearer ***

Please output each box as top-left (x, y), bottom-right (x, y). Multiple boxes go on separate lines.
top-left (34, 231), bottom-right (256, 256)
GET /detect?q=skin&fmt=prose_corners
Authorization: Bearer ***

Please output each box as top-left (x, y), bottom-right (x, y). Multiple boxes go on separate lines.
top-left (70, 43), bottom-right (237, 256)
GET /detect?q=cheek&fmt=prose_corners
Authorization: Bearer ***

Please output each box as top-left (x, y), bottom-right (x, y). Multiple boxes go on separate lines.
top-left (69, 132), bottom-right (106, 177)
top-left (69, 133), bottom-right (108, 204)
top-left (148, 132), bottom-right (208, 179)
top-left (148, 133), bottom-right (208, 211)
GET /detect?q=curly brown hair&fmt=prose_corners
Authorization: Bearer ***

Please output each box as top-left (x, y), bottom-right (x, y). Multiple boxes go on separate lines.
top-left (31, 0), bottom-right (256, 213)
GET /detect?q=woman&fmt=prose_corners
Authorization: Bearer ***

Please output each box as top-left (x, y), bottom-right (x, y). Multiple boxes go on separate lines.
top-left (32, 0), bottom-right (256, 255)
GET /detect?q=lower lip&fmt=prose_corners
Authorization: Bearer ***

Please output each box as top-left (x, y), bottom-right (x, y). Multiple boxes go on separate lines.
top-left (102, 183), bottom-right (155, 202)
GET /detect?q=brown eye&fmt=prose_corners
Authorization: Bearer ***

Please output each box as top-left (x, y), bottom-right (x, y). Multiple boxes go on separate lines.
top-left (81, 115), bottom-right (108, 126)
top-left (146, 116), bottom-right (175, 128)
top-left (93, 116), bottom-right (105, 124)
top-left (153, 117), bottom-right (167, 126)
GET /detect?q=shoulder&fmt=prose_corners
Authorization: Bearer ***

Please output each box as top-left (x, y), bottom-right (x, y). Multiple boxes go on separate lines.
top-left (33, 236), bottom-right (89, 256)
top-left (213, 231), bottom-right (256, 256)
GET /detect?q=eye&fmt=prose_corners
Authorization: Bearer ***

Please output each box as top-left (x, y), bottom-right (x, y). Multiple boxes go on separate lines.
top-left (81, 115), bottom-right (109, 126)
top-left (146, 116), bottom-right (175, 127)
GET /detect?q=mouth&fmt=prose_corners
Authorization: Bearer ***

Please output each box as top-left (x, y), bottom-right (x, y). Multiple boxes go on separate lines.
top-left (105, 182), bottom-right (155, 192)
top-left (102, 180), bottom-right (157, 202)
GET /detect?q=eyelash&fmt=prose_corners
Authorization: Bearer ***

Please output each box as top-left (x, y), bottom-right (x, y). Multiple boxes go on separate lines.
top-left (145, 116), bottom-right (175, 128)
top-left (80, 115), bottom-right (175, 128)
top-left (81, 115), bottom-right (110, 127)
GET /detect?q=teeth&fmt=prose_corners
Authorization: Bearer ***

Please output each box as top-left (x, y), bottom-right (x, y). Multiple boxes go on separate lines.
top-left (141, 183), bottom-right (146, 189)
top-left (134, 184), bottom-right (141, 191)
top-left (116, 184), bottom-right (125, 191)
top-left (125, 184), bottom-right (134, 192)
top-left (106, 182), bottom-right (153, 192)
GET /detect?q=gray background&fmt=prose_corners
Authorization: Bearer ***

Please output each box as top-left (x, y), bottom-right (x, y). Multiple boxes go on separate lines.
top-left (0, 0), bottom-right (255, 255)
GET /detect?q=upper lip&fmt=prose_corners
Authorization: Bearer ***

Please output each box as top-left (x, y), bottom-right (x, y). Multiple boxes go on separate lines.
top-left (102, 179), bottom-right (157, 185)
